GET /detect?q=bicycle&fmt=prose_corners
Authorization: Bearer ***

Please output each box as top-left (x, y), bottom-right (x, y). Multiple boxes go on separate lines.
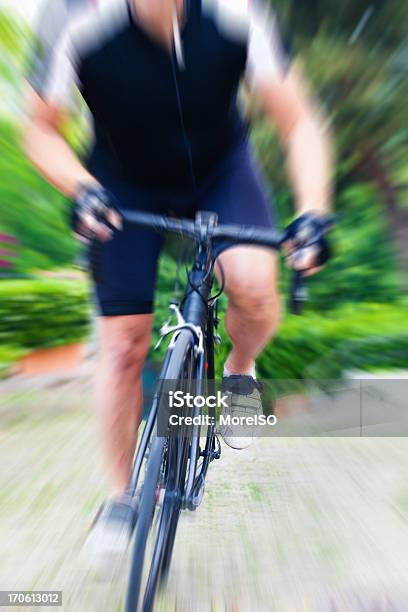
top-left (120, 209), bottom-right (307, 611)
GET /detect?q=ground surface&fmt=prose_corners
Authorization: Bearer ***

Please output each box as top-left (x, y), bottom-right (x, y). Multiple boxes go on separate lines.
top-left (1, 370), bottom-right (408, 611)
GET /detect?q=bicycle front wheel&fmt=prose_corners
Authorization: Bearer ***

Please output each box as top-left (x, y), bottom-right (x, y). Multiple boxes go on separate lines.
top-left (126, 330), bottom-right (198, 612)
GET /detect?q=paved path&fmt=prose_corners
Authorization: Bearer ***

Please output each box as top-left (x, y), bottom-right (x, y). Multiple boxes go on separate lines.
top-left (1, 372), bottom-right (408, 611)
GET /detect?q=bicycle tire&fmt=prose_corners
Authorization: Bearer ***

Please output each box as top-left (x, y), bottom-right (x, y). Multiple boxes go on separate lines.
top-left (143, 421), bottom-right (193, 609)
top-left (125, 330), bottom-right (197, 612)
top-left (142, 333), bottom-right (197, 610)
top-left (125, 429), bottom-right (165, 612)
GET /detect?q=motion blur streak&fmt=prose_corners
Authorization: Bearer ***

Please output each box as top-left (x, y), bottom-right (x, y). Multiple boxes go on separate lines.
top-left (0, 0), bottom-right (407, 611)
top-left (2, 375), bottom-right (408, 610)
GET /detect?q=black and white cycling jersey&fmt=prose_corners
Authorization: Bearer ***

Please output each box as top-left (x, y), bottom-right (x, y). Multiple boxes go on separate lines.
top-left (29, 0), bottom-right (288, 190)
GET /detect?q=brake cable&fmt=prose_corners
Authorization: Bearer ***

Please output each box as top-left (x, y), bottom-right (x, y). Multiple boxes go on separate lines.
top-left (209, 258), bottom-right (225, 302)
top-left (170, 244), bottom-right (185, 307)
top-left (183, 254), bottom-right (208, 308)
top-left (174, 229), bottom-right (227, 312)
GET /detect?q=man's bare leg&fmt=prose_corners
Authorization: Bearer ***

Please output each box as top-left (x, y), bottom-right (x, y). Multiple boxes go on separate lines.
top-left (215, 246), bottom-right (280, 449)
top-left (95, 314), bottom-right (153, 495)
top-left (217, 246), bottom-right (281, 374)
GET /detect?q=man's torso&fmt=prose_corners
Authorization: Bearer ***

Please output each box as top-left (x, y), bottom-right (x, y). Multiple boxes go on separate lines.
top-left (30, 0), bottom-right (286, 191)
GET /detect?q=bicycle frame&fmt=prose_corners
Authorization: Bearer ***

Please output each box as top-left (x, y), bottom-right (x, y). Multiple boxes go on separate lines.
top-left (178, 224), bottom-right (220, 509)
top-left (128, 212), bottom-right (219, 507)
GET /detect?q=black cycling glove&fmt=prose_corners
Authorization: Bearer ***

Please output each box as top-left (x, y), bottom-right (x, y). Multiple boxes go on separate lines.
top-left (71, 183), bottom-right (122, 243)
top-left (285, 212), bottom-right (332, 271)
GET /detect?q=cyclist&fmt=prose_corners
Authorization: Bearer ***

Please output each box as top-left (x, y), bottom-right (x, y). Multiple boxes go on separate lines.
top-left (24, 0), bottom-right (332, 560)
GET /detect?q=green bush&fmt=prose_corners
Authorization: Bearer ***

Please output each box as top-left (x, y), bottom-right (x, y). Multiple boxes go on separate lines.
top-left (0, 120), bottom-right (78, 273)
top-left (216, 301), bottom-right (408, 380)
top-left (0, 278), bottom-right (91, 350)
top-left (1, 260), bottom-right (404, 383)
top-left (0, 345), bottom-right (26, 379)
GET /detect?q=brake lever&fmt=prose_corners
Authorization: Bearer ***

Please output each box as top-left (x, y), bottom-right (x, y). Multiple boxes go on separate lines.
top-left (285, 213), bottom-right (338, 315)
top-left (290, 270), bottom-right (308, 315)
top-left (280, 230), bottom-right (307, 315)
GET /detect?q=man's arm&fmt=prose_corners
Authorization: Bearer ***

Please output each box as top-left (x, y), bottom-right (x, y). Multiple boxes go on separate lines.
top-left (24, 87), bottom-right (99, 198)
top-left (24, 0), bottom-right (120, 242)
top-left (255, 64), bottom-right (333, 217)
top-left (24, 87), bottom-right (120, 241)
top-left (244, 1), bottom-right (333, 217)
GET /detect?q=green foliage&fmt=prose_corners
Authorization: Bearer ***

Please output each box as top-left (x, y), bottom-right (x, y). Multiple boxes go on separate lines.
top-left (271, 0), bottom-right (408, 214)
top-left (291, 183), bottom-right (402, 308)
top-left (215, 301), bottom-right (408, 381)
top-left (0, 119), bottom-right (78, 272)
top-left (0, 278), bottom-right (91, 350)
top-left (0, 9), bottom-right (29, 91)
top-left (273, 0), bottom-right (408, 54)
top-left (0, 9), bottom-right (87, 273)
top-left (273, 302), bottom-right (408, 379)
top-left (0, 345), bottom-right (26, 380)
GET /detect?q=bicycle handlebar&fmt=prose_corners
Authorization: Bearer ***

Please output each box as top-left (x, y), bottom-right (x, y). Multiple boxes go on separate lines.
top-left (120, 209), bottom-right (307, 314)
top-left (121, 209), bottom-right (285, 249)
top-left (121, 210), bottom-right (196, 237)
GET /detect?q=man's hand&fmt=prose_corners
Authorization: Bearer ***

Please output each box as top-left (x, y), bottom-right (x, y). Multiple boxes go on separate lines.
top-left (72, 184), bottom-right (122, 243)
top-left (284, 212), bottom-right (332, 276)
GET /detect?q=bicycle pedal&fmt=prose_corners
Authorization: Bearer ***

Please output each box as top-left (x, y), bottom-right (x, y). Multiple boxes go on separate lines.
top-left (212, 436), bottom-right (222, 460)
top-left (212, 450), bottom-right (221, 460)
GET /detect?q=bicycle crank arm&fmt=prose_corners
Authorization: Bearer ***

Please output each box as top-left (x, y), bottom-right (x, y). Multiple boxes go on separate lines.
top-left (185, 474), bottom-right (206, 511)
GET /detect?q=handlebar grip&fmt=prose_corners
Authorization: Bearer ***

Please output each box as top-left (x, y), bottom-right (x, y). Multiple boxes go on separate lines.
top-left (290, 270), bottom-right (307, 315)
top-left (122, 209), bottom-right (196, 237)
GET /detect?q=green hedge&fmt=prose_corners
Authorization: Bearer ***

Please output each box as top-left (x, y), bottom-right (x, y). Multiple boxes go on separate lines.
top-left (1, 268), bottom-right (406, 383)
top-left (0, 345), bottom-right (26, 379)
top-left (0, 278), bottom-right (91, 350)
top-left (215, 301), bottom-right (408, 380)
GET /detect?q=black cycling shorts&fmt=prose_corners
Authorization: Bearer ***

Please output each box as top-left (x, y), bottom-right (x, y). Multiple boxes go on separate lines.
top-left (90, 142), bottom-right (276, 317)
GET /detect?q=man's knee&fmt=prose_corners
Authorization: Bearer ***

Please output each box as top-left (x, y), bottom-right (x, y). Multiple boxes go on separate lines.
top-left (227, 275), bottom-right (281, 322)
top-left (108, 338), bottom-right (150, 376)
top-left (99, 314), bottom-right (152, 377)
top-left (218, 247), bottom-right (279, 316)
